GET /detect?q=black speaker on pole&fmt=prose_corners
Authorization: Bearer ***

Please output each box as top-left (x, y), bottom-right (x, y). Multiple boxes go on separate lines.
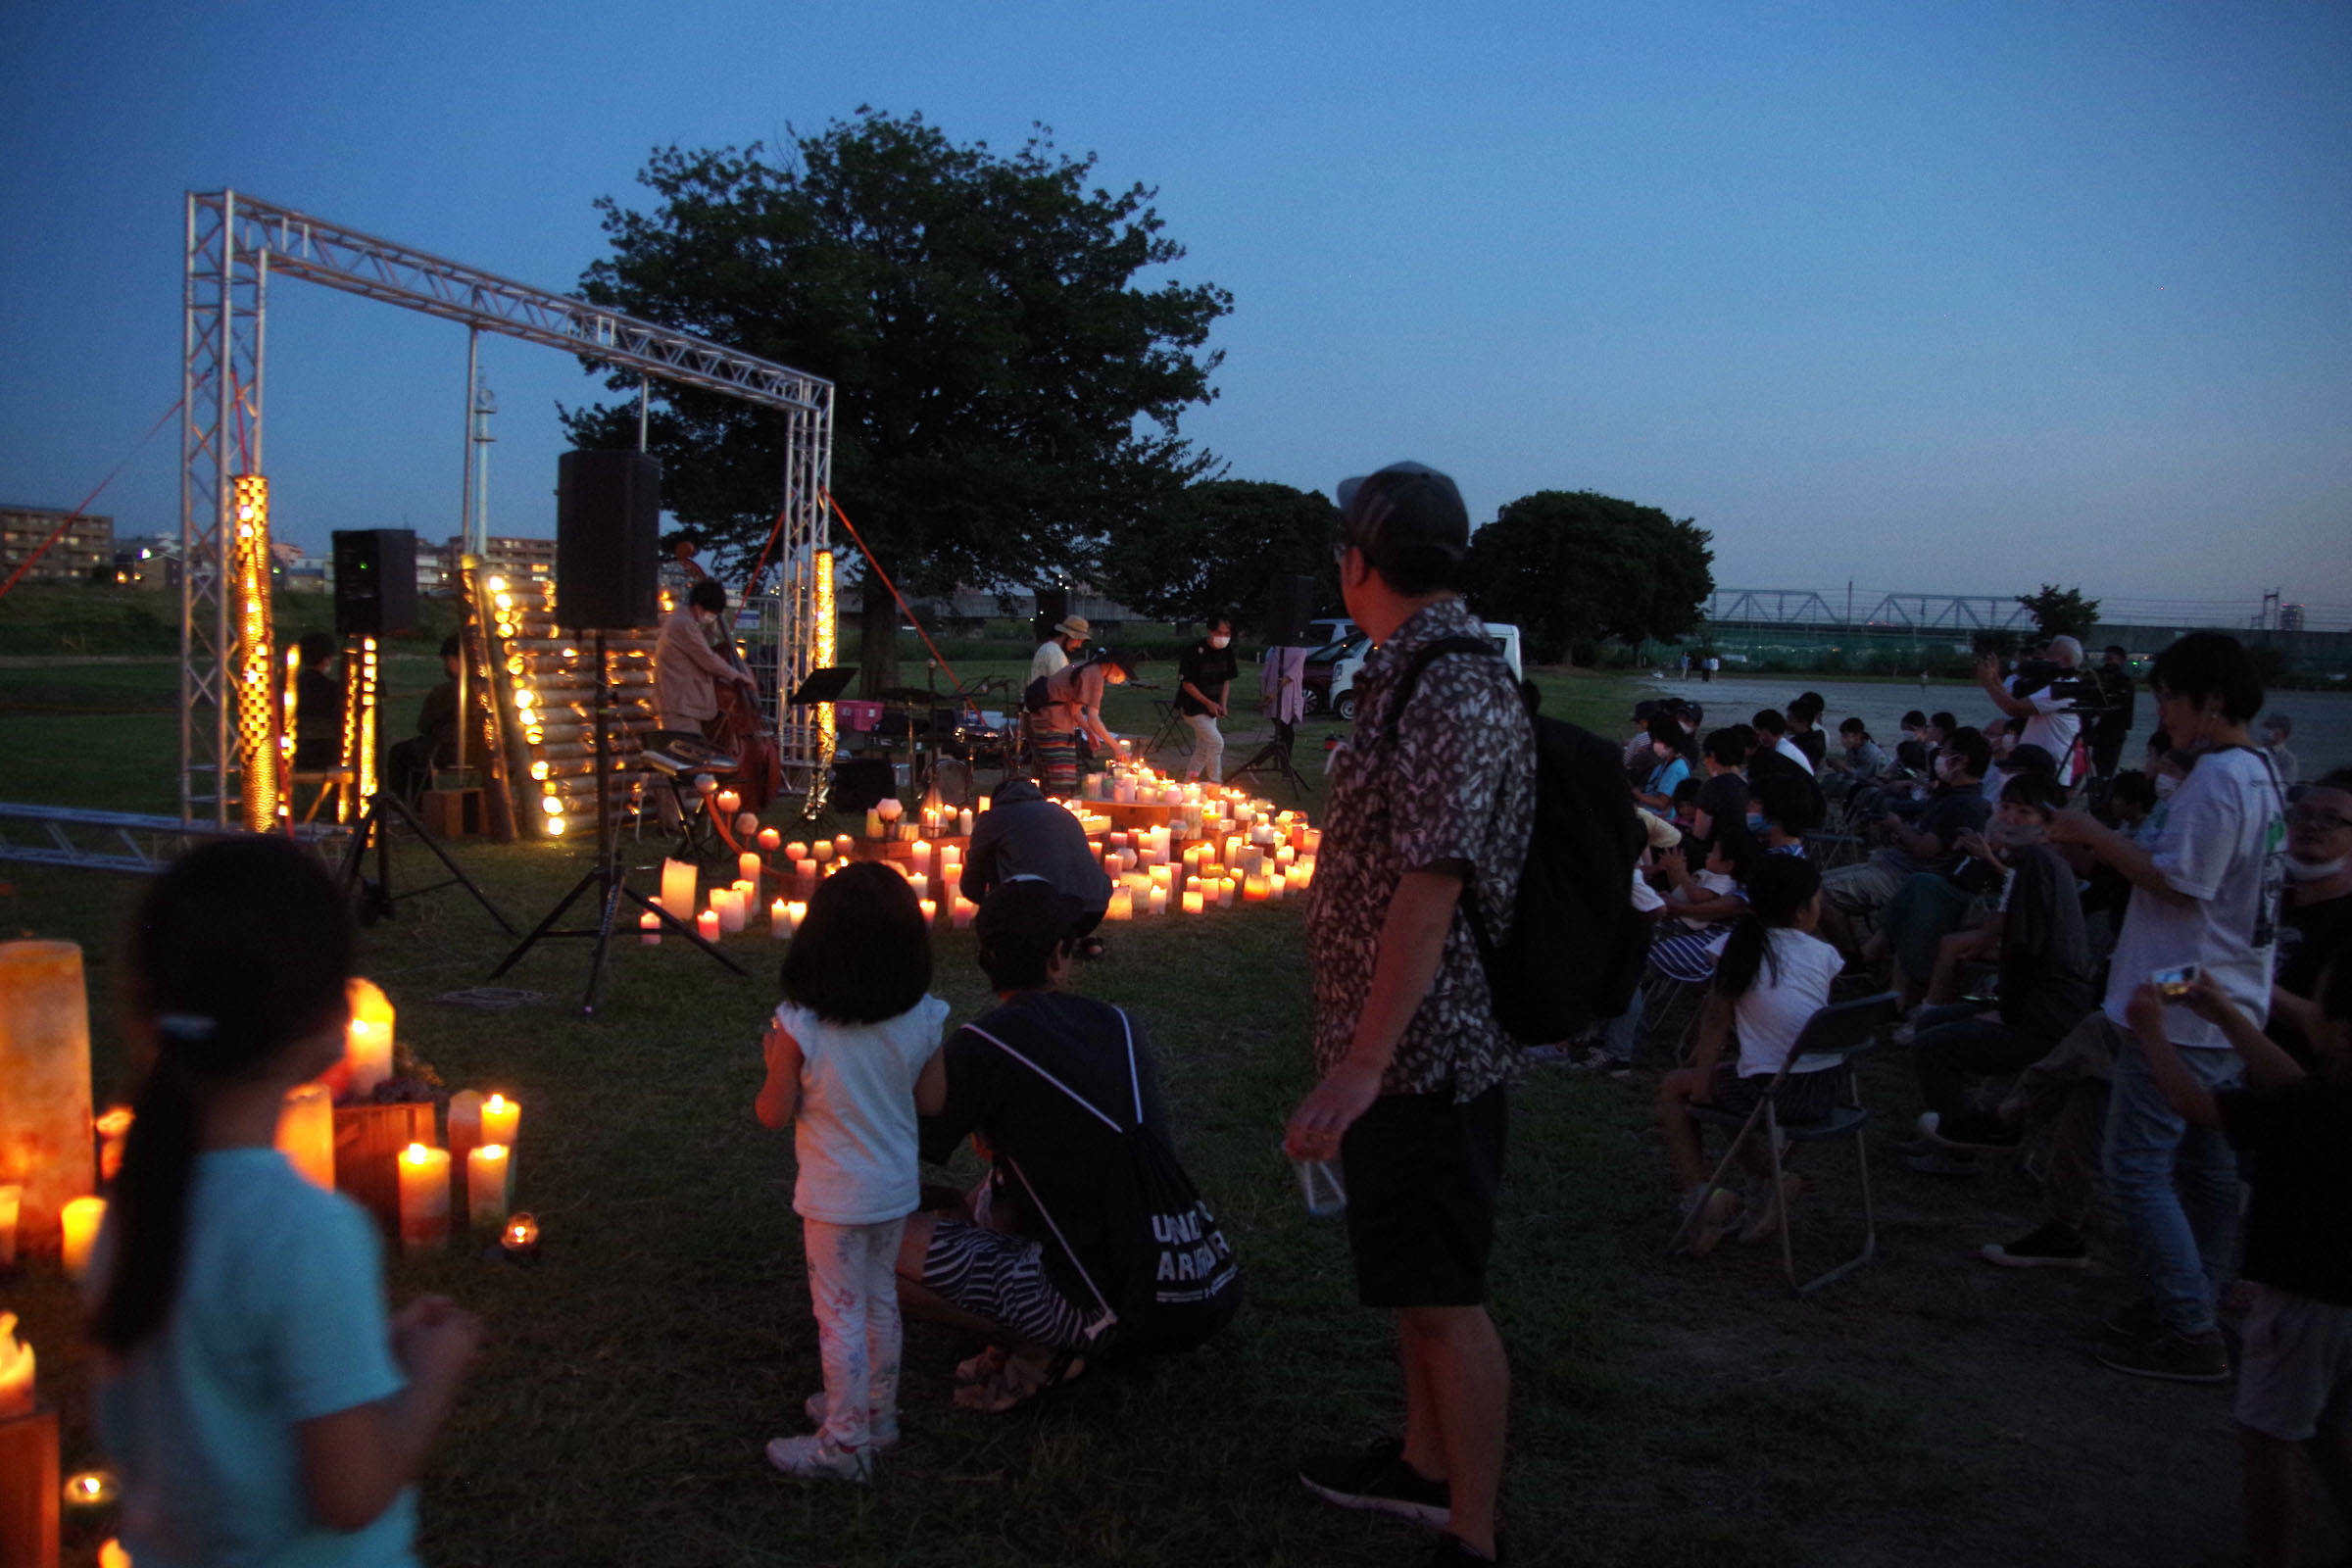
top-left (556, 450), bottom-right (662, 629)
top-left (1262, 572), bottom-right (1316, 647)
top-left (1033, 585), bottom-right (1071, 646)
top-left (331, 529), bottom-right (418, 637)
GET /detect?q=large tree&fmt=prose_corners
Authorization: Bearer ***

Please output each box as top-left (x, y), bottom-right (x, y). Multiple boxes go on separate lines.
top-left (1097, 479), bottom-right (1340, 630)
top-left (2016, 583), bottom-right (2100, 641)
top-left (1462, 490), bottom-right (1713, 663)
top-left (564, 110), bottom-right (1232, 693)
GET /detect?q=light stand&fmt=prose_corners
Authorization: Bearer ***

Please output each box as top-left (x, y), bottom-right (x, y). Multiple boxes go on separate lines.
top-left (338, 788), bottom-right (516, 933)
top-left (489, 629), bottom-right (745, 1016)
top-left (1226, 717), bottom-right (1313, 794)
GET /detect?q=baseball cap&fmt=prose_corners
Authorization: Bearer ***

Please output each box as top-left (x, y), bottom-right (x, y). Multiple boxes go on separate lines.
top-left (1336, 462), bottom-right (1469, 577)
top-left (974, 877), bottom-right (1089, 948)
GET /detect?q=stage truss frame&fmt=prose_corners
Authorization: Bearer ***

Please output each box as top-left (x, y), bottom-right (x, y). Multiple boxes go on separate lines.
top-left (180, 189), bottom-right (835, 825)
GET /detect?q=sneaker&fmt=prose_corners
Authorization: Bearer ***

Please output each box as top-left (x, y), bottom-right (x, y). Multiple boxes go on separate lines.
top-left (1682, 1187), bottom-right (1742, 1258)
top-left (802, 1390), bottom-right (901, 1448)
top-left (2100, 1297), bottom-right (2164, 1344)
top-left (1980, 1223), bottom-right (2089, 1269)
top-left (1521, 1044), bottom-right (1572, 1064)
top-left (1904, 1150), bottom-right (1979, 1177)
top-left (2095, 1327), bottom-right (2230, 1384)
top-left (1298, 1438), bottom-right (1450, 1528)
top-left (764, 1432), bottom-right (873, 1483)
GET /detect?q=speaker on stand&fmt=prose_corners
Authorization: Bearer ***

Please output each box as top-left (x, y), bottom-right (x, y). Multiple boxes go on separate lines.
top-left (489, 450), bottom-right (745, 1015)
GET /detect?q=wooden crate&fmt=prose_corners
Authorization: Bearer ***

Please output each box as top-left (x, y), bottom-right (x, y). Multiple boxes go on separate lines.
top-left (0, 1407), bottom-right (59, 1568)
top-left (419, 787), bottom-right (486, 838)
top-left (334, 1102), bottom-right (438, 1235)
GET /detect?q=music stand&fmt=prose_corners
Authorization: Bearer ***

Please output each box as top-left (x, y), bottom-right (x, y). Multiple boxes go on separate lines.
top-left (489, 629), bottom-right (745, 1017)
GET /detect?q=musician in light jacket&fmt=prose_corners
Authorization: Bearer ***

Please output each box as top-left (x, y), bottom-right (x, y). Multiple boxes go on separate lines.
top-left (657, 578), bottom-right (757, 738)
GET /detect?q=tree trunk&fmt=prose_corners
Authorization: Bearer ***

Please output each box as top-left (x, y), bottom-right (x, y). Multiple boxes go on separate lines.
top-left (858, 584), bottom-right (901, 698)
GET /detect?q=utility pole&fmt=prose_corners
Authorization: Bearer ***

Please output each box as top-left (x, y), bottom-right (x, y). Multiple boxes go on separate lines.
top-left (469, 372), bottom-right (497, 555)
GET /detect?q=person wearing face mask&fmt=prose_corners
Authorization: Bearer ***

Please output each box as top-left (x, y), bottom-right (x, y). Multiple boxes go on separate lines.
top-left (1632, 717), bottom-right (1691, 812)
top-left (1899, 775), bottom-right (2097, 1174)
top-left (2269, 770), bottom-right (2352, 1065)
top-left (2045, 631), bottom-right (2288, 1383)
top-left (1174, 614), bottom-right (1241, 783)
top-left (1819, 729), bottom-right (1993, 956)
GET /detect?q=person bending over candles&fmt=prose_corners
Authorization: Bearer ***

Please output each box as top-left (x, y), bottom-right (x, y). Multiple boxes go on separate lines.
top-left (1029, 649), bottom-right (1129, 793)
top-left (961, 778), bottom-right (1112, 956)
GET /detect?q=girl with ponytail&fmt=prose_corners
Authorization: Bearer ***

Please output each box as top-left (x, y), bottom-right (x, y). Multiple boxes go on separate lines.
top-left (92, 836), bottom-right (478, 1564)
top-left (1654, 854), bottom-right (1844, 1256)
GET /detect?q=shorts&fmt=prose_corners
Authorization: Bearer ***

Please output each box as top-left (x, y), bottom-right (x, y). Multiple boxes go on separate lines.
top-left (2235, 1283), bottom-right (2352, 1442)
top-left (1710, 1060), bottom-right (1839, 1124)
top-left (922, 1217), bottom-right (1098, 1350)
top-left (1340, 1085), bottom-right (1508, 1310)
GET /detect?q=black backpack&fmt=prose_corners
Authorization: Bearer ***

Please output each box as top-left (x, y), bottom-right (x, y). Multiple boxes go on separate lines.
top-left (965, 1008), bottom-right (1242, 1353)
top-left (1021, 675), bottom-right (1054, 714)
top-left (1386, 637), bottom-right (1647, 1044)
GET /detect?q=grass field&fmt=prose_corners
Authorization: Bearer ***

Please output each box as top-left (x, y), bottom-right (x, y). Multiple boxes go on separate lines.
top-left (0, 652), bottom-right (2263, 1568)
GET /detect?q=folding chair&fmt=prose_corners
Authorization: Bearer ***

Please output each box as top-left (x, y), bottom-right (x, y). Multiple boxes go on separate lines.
top-left (1665, 990), bottom-right (1902, 1295)
top-left (1144, 697), bottom-right (1187, 761)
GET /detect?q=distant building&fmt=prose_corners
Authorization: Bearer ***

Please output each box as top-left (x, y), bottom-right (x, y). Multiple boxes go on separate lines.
top-left (440, 534), bottom-right (556, 594)
top-left (2281, 603), bottom-right (2307, 633)
top-left (1, 505), bottom-right (114, 584)
top-left (112, 533), bottom-right (179, 588)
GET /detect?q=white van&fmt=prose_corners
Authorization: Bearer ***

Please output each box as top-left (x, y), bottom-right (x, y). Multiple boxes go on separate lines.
top-left (1310, 622), bottom-right (1524, 721)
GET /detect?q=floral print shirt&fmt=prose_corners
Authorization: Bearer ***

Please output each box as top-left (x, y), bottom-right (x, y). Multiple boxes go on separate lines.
top-left (1305, 597), bottom-right (1537, 1102)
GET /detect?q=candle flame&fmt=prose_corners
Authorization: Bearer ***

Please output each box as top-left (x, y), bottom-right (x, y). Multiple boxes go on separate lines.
top-left (402, 1143), bottom-right (432, 1165)
top-left (485, 1095), bottom-right (509, 1113)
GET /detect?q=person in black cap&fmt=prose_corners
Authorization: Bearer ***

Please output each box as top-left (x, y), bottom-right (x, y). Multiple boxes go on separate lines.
top-left (960, 779), bottom-right (1114, 950)
top-left (1288, 461), bottom-right (1533, 1566)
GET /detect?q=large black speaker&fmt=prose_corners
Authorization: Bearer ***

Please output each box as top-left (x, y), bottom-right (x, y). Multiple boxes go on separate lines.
top-left (1262, 572), bottom-right (1317, 647)
top-left (331, 529), bottom-right (417, 637)
top-left (1033, 586), bottom-right (1070, 646)
top-left (556, 450), bottom-right (662, 629)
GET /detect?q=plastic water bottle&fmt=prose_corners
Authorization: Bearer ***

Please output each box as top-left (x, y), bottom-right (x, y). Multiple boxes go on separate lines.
top-left (1293, 1155), bottom-right (1348, 1217)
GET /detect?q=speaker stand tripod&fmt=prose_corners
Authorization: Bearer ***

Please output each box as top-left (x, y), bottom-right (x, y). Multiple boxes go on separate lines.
top-left (337, 788), bottom-right (516, 933)
top-left (489, 630), bottom-right (746, 1016)
top-left (1225, 717), bottom-right (1314, 795)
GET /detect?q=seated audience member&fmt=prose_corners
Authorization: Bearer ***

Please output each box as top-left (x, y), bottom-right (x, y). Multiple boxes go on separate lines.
top-left (1893, 710), bottom-right (1934, 775)
top-left (1821, 718), bottom-right (1886, 800)
top-left (904, 882), bottom-right (1237, 1410)
top-left (1929, 711), bottom-right (1957, 749)
top-left (1751, 709), bottom-right (1814, 777)
top-left (1820, 729), bottom-right (1993, 953)
top-left (1634, 716), bottom-right (1692, 811)
top-left (1668, 776), bottom-right (1703, 835)
top-left (1646, 839), bottom-right (1753, 984)
top-left (2121, 965), bottom-right (2352, 1568)
top-left (1754, 769), bottom-right (1824, 845)
top-left (1624, 701), bottom-right (1664, 789)
top-left (1902, 775), bottom-right (2096, 1174)
top-left (960, 779), bottom-right (1114, 948)
top-left (1689, 727), bottom-right (1754, 857)
top-left (387, 635), bottom-right (481, 805)
top-left (2258, 712), bottom-right (2299, 790)
top-left (1658, 857), bottom-right (1843, 1253)
top-left (2271, 770), bottom-right (2352, 1066)
top-left (1787, 693), bottom-right (1830, 771)
top-left (1572, 841), bottom-right (1677, 1074)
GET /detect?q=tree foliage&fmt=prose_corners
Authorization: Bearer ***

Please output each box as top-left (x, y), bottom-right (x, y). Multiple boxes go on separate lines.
top-left (564, 109), bottom-right (1232, 690)
top-left (1097, 479), bottom-right (1339, 630)
top-left (2016, 583), bottom-right (2100, 641)
top-left (1462, 490), bottom-right (1713, 663)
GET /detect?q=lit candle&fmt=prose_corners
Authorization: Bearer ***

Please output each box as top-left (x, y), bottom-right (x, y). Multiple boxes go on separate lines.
top-left (715, 788), bottom-right (741, 817)
top-left (952, 896), bottom-right (978, 929)
top-left (0, 1184), bottom-right (19, 1269)
top-left (1147, 886), bottom-right (1168, 916)
top-left (448, 1090), bottom-right (483, 1168)
top-left (1182, 890), bottom-right (1205, 915)
top-left (760, 828), bottom-right (782, 852)
top-left (716, 889), bottom-right (746, 934)
top-left (274, 1083), bottom-right (335, 1190)
top-left (480, 1093), bottom-right (519, 1151)
top-left (796, 859), bottom-right (818, 897)
top-left (958, 808), bottom-right (974, 836)
top-left (908, 872), bottom-right (927, 903)
top-left (1303, 829), bottom-right (1322, 857)
top-left (640, 910), bottom-right (662, 946)
top-left (810, 839), bottom-right (833, 863)
top-left (502, 1211), bottom-right (541, 1254)
top-left (1107, 888), bottom-right (1133, 921)
top-left (100, 1543), bottom-right (130, 1568)
top-left (396, 1145), bottom-right (451, 1253)
top-left (771, 898), bottom-right (790, 937)
top-left (787, 901), bottom-right (807, 934)
top-left (466, 1145), bottom-right (511, 1232)
top-left (1220, 877), bottom-right (1238, 907)
top-left (785, 840), bottom-right (807, 861)
top-left (0, 1311), bottom-right (31, 1419)
top-left (739, 851), bottom-right (763, 888)
top-left (61, 1195), bottom-right (106, 1279)
top-left (835, 833), bottom-right (855, 859)
top-left (661, 858), bottom-right (699, 921)
top-left (977, 796), bottom-right (992, 815)
top-left (344, 978), bottom-right (395, 1097)
top-left (1244, 874), bottom-right (1270, 904)
top-left (918, 898), bottom-right (937, 925)
top-left (63, 1469), bottom-right (117, 1507)
top-left (96, 1105), bottom-right (132, 1184)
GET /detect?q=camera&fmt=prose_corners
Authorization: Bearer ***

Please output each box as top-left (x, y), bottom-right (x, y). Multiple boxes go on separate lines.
top-left (2010, 659), bottom-right (2113, 717)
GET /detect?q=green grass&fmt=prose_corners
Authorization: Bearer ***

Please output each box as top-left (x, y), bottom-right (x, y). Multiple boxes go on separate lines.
top-left (0, 661), bottom-right (2249, 1568)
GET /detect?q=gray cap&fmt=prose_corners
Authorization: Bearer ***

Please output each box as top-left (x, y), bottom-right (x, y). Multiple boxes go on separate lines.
top-left (1336, 461), bottom-right (1469, 576)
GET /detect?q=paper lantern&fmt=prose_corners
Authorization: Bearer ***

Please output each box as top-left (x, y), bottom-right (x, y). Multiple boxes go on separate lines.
top-left (0, 943), bottom-right (93, 1261)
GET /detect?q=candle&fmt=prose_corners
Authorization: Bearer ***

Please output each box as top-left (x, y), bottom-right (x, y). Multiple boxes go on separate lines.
top-left (958, 808), bottom-right (974, 835)
top-left (0, 1185), bottom-right (18, 1269)
top-left (1182, 890), bottom-right (1204, 915)
top-left (1244, 874), bottom-right (1270, 904)
top-left (877, 797), bottom-right (904, 823)
top-left (661, 858), bottom-right (699, 921)
top-left (796, 859), bottom-right (818, 897)
top-left (715, 788), bottom-right (741, 817)
top-left (810, 840), bottom-right (833, 863)
top-left (977, 796), bottom-right (992, 815)
top-left (865, 808), bottom-right (884, 840)
top-left (693, 773), bottom-right (717, 796)
top-left (639, 910), bottom-right (662, 946)
top-left (61, 1195), bottom-right (106, 1279)
top-left (919, 898), bottom-right (938, 925)
top-left (343, 978), bottom-right (395, 1097)
top-left (0, 1312), bottom-right (30, 1419)
top-left (1107, 888), bottom-right (1133, 921)
top-left (480, 1093), bottom-right (519, 1152)
top-left (396, 1145), bottom-right (451, 1253)
top-left (1219, 877), bottom-right (1238, 907)
top-left (466, 1145), bottom-right (511, 1232)
top-left (760, 828), bottom-right (782, 852)
top-left (1303, 829), bottom-right (1322, 857)
top-left (785, 840), bottom-right (807, 860)
top-left (100, 1543), bottom-right (130, 1568)
top-left (64, 1469), bottom-right (117, 1507)
top-left (95, 1106), bottom-right (132, 1184)
top-left (274, 1083), bottom-right (335, 1190)
top-left (1147, 886), bottom-right (1168, 916)
top-left (447, 1090), bottom-right (483, 1169)
top-left (908, 872), bottom-right (927, 903)
top-left (739, 851), bottom-right (763, 888)
top-left (0, 941), bottom-right (95, 1267)
top-left (952, 896), bottom-right (978, 930)
top-left (787, 901), bottom-right (808, 934)
top-left (716, 889), bottom-right (747, 934)
top-left (736, 811), bottom-right (761, 839)
top-left (502, 1211), bottom-right (541, 1254)
top-left (771, 898), bottom-right (790, 937)
top-left (835, 833), bottom-right (854, 858)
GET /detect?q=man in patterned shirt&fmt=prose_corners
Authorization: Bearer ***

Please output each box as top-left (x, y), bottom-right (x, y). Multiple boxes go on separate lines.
top-left (1287, 462), bottom-right (1536, 1567)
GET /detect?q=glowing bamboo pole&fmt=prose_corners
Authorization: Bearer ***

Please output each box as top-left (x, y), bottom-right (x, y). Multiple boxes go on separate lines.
top-left (228, 475), bottom-right (278, 831)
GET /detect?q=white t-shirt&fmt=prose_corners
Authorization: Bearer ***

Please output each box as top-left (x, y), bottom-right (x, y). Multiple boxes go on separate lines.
top-left (2019, 686), bottom-right (2081, 764)
top-left (1029, 640), bottom-right (1071, 683)
top-left (1732, 929), bottom-right (1844, 1078)
top-left (2103, 747), bottom-right (2287, 1049)
top-left (1773, 736), bottom-right (1814, 775)
top-left (1631, 864), bottom-right (1666, 913)
top-left (780, 994), bottom-right (953, 1224)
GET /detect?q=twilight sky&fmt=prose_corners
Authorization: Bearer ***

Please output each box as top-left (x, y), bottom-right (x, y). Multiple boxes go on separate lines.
top-left (2, 1), bottom-right (2346, 626)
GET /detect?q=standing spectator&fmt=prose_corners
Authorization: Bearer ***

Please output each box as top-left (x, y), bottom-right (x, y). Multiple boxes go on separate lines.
top-left (290, 631), bottom-right (343, 771)
top-left (2258, 713), bottom-right (2300, 790)
top-left (1029, 614), bottom-right (1090, 683)
top-left (1175, 614), bottom-right (1240, 783)
top-left (1702, 653), bottom-right (1717, 683)
top-left (1977, 635), bottom-right (2087, 780)
top-left (2271, 771), bottom-right (2352, 1065)
top-left (2087, 646), bottom-right (2137, 781)
top-left (2046, 631), bottom-right (2286, 1382)
top-left (2120, 967), bottom-right (2352, 1568)
top-left (1289, 461), bottom-right (1533, 1567)
top-left (657, 579), bottom-right (759, 739)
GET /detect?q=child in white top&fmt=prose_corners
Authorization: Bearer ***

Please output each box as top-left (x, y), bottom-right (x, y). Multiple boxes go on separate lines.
top-left (756, 860), bottom-right (951, 1482)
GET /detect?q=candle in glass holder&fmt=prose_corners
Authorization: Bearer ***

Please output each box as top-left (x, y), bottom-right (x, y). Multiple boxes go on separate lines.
top-left (275, 1083), bottom-right (335, 1190)
top-left (61, 1195), bottom-right (106, 1278)
top-left (344, 978), bottom-right (395, 1097)
top-left (759, 828), bottom-right (782, 852)
top-left (739, 851), bottom-right (762, 888)
top-left (396, 1145), bottom-right (451, 1252)
top-left (466, 1145), bottom-right (511, 1231)
top-left (715, 788), bottom-right (741, 817)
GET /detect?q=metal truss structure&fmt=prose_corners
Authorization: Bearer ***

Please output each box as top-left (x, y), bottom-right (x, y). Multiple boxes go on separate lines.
top-left (0, 802), bottom-right (342, 875)
top-left (181, 190), bottom-right (836, 824)
top-left (1704, 588), bottom-right (2034, 634)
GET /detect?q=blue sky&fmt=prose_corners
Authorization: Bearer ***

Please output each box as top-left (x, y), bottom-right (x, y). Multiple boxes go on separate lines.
top-left (2, 1), bottom-right (2346, 625)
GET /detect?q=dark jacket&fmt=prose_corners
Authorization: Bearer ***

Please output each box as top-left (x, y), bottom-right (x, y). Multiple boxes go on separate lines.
top-left (960, 779), bottom-right (1113, 913)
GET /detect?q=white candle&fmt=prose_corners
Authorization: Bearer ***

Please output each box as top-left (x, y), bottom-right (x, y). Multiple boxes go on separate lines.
top-left (466, 1145), bottom-right (511, 1231)
top-left (953, 896), bottom-right (978, 929)
top-left (796, 859), bottom-right (818, 897)
top-left (480, 1093), bottom-right (520, 1151)
top-left (908, 871), bottom-right (928, 903)
top-left (397, 1145), bottom-right (451, 1252)
top-left (448, 1089), bottom-right (483, 1168)
top-left (0, 1311), bottom-right (31, 1419)
top-left (919, 898), bottom-right (937, 925)
top-left (760, 828), bottom-right (782, 852)
top-left (739, 851), bottom-right (763, 888)
top-left (716, 889), bottom-right (747, 934)
top-left (771, 898), bottom-right (790, 937)
top-left (787, 901), bottom-right (808, 934)
top-left (1182, 890), bottom-right (1205, 915)
top-left (344, 978), bottom-right (395, 1097)
top-left (62, 1195), bottom-right (107, 1278)
top-left (1107, 887), bottom-right (1133, 921)
top-left (835, 834), bottom-right (854, 858)
top-left (1147, 886), bottom-right (1168, 916)
top-left (785, 840), bottom-right (807, 861)
top-left (715, 788), bottom-right (741, 817)
top-left (640, 910), bottom-right (662, 946)
top-left (274, 1083), bottom-right (336, 1191)
top-left (736, 811), bottom-right (760, 838)
top-left (958, 808), bottom-right (974, 836)
top-left (810, 839), bottom-right (833, 863)
top-left (661, 858), bottom-right (699, 921)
